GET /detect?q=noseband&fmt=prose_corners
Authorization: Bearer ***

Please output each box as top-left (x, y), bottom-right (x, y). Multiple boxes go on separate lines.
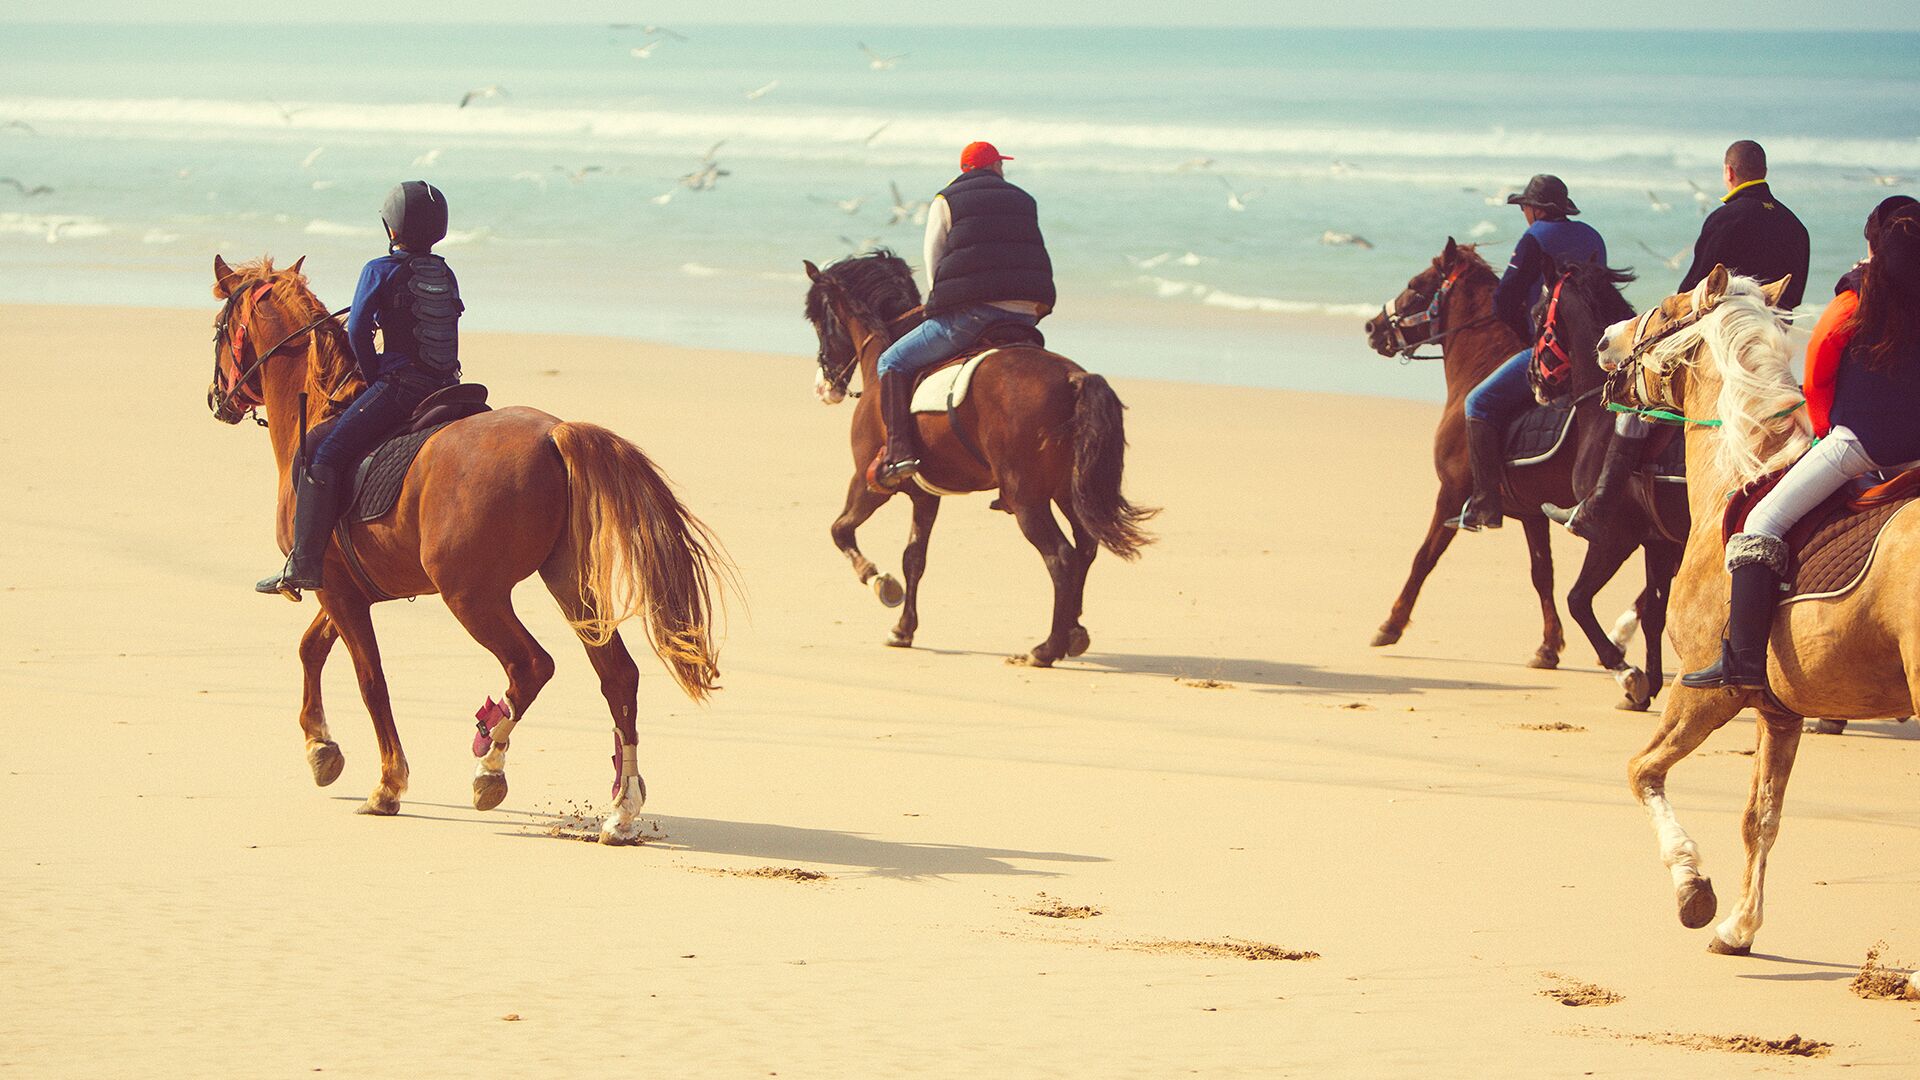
top-left (1376, 265), bottom-right (1492, 360)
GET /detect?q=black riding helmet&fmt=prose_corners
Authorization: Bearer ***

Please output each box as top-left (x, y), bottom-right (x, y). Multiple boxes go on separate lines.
top-left (381, 180), bottom-right (449, 251)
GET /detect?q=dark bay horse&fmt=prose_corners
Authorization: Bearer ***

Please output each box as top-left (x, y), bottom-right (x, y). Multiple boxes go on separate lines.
top-left (1363, 239), bottom-right (1575, 668)
top-left (801, 251), bottom-right (1154, 665)
top-left (1528, 261), bottom-right (1687, 709)
top-left (207, 255), bottom-right (727, 843)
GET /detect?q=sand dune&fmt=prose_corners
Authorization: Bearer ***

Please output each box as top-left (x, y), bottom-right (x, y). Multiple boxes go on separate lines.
top-left (2, 304), bottom-right (1916, 1077)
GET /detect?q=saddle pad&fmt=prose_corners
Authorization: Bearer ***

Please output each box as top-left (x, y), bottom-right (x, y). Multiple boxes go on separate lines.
top-left (911, 350), bottom-right (998, 414)
top-left (346, 421), bottom-right (455, 524)
top-left (1781, 496), bottom-right (1915, 604)
top-left (1503, 398), bottom-right (1575, 466)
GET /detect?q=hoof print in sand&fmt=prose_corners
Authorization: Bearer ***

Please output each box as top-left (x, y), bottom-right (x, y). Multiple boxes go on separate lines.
top-left (1027, 893), bottom-right (1101, 919)
top-left (1122, 938), bottom-right (1318, 962)
top-left (698, 866), bottom-right (830, 883)
top-left (1538, 971), bottom-right (1622, 1006)
top-left (1517, 722), bottom-right (1587, 733)
top-left (1570, 1026), bottom-right (1830, 1058)
top-left (1176, 677), bottom-right (1233, 690)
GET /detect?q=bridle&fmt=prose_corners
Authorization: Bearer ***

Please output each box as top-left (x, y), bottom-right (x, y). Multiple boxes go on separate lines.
top-left (1375, 264), bottom-right (1496, 360)
top-left (818, 297), bottom-right (922, 399)
top-left (1531, 271), bottom-right (1574, 389)
top-left (210, 279), bottom-right (348, 425)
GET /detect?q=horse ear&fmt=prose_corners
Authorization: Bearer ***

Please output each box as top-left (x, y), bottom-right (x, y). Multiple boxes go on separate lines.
top-left (1760, 274), bottom-right (1792, 307)
top-left (1442, 237), bottom-right (1459, 262)
top-left (802, 259), bottom-right (822, 281)
top-left (213, 254), bottom-right (239, 298)
top-left (288, 255), bottom-right (306, 276)
top-left (1703, 264), bottom-right (1730, 300)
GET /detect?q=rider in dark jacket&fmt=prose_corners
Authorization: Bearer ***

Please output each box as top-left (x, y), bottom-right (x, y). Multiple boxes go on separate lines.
top-left (256, 180), bottom-right (463, 598)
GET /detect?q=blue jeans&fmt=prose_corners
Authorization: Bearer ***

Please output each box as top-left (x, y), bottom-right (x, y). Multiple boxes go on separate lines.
top-left (1464, 348), bottom-right (1535, 426)
top-left (309, 375), bottom-right (434, 475)
top-left (876, 304), bottom-right (1038, 377)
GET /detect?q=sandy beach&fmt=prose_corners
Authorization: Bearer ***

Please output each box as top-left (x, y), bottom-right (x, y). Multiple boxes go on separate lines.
top-left (3, 302), bottom-right (1917, 1078)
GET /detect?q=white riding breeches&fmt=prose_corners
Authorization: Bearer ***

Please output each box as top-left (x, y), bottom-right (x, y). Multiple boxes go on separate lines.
top-left (1744, 426), bottom-right (1884, 540)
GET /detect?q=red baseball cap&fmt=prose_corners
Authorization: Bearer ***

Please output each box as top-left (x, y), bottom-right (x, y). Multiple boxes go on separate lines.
top-left (960, 141), bottom-right (1012, 171)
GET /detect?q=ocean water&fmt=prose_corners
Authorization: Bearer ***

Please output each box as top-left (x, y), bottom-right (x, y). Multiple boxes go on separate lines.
top-left (2, 23), bottom-right (1916, 399)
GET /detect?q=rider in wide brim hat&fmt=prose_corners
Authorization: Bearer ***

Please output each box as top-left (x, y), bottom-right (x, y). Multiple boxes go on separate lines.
top-left (1506, 174), bottom-right (1581, 218)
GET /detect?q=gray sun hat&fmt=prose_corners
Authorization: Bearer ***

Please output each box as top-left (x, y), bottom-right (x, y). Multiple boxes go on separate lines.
top-left (1507, 174), bottom-right (1580, 216)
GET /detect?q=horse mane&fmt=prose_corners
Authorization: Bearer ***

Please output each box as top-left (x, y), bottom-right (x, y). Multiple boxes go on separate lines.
top-left (1562, 261), bottom-right (1637, 327)
top-left (225, 255), bottom-right (364, 420)
top-left (1645, 275), bottom-right (1809, 488)
top-left (1443, 244), bottom-right (1499, 287)
top-left (804, 249), bottom-right (922, 329)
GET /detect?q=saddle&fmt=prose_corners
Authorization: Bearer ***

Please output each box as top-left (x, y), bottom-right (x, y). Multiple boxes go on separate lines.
top-left (904, 320), bottom-right (1048, 399)
top-left (299, 383), bottom-right (492, 524)
top-left (1501, 397), bottom-right (1577, 466)
top-left (1723, 465), bottom-right (1920, 604)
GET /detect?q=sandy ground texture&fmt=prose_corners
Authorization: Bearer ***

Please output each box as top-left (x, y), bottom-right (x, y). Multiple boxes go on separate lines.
top-left (3, 302), bottom-right (1918, 1078)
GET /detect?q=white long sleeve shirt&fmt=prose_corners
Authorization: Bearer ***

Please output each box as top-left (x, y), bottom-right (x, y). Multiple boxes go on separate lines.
top-left (922, 194), bottom-right (1047, 317)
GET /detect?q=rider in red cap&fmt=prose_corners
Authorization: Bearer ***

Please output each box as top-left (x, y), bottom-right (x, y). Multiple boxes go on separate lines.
top-left (868, 141), bottom-right (1056, 491)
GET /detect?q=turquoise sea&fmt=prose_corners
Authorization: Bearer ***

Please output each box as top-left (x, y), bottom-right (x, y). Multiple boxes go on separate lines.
top-left (2, 23), bottom-right (1916, 398)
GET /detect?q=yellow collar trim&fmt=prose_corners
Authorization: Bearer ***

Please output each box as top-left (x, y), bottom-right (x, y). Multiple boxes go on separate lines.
top-left (1722, 179), bottom-right (1767, 203)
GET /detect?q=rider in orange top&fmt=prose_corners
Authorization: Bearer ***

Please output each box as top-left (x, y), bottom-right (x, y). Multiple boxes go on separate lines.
top-left (1805, 195), bottom-right (1915, 436)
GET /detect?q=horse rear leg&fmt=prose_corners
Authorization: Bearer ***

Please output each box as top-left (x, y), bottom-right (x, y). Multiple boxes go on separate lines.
top-left (888, 490), bottom-right (941, 648)
top-left (1710, 713), bottom-right (1803, 955)
top-left (297, 612), bottom-right (344, 786)
top-left (1626, 687), bottom-right (1743, 931)
top-left (441, 588), bottom-right (556, 813)
top-left (1055, 498), bottom-right (1098, 658)
top-left (830, 470), bottom-right (904, 608)
top-left (1375, 485), bottom-right (1462, 647)
top-left (538, 557), bottom-right (648, 845)
top-left (1522, 515), bottom-right (1565, 669)
top-left (1563, 534), bottom-right (1642, 709)
top-left (1011, 500), bottom-right (1078, 667)
top-left (322, 594), bottom-right (409, 815)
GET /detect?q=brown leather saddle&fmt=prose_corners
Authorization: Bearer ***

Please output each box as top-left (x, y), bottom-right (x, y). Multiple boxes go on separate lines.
top-left (1724, 465), bottom-right (1920, 602)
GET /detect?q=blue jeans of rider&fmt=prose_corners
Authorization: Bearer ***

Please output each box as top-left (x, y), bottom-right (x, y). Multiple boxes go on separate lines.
top-left (876, 304), bottom-right (1039, 378)
top-left (1464, 348), bottom-right (1536, 427)
top-left (308, 376), bottom-right (434, 478)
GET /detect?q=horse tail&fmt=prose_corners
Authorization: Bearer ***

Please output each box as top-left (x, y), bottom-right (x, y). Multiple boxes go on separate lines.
top-left (548, 421), bottom-right (730, 701)
top-left (1067, 372), bottom-right (1157, 560)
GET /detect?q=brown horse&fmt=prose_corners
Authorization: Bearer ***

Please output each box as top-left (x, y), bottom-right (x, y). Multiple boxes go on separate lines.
top-left (207, 255), bottom-right (727, 843)
top-left (801, 251), bottom-right (1154, 665)
top-left (1363, 238), bottom-right (1575, 668)
top-left (1599, 266), bottom-right (1913, 958)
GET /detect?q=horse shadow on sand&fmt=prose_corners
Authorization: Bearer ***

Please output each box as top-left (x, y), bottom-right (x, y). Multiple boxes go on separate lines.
top-left (915, 647), bottom-right (1547, 695)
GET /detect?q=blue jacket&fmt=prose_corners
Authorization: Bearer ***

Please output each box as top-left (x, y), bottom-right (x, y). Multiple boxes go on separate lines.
top-left (1493, 218), bottom-right (1607, 340)
top-left (345, 252), bottom-right (462, 380)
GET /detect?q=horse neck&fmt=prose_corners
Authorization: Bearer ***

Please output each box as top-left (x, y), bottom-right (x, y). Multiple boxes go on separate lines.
top-left (1441, 280), bottom-right (1519, 396)
top-left (259, 350), bottom-right (311, 484)
top-left (850, 309), bottom-right (889, 393)
top-left (1676, 363), bottom-right (1734, 530)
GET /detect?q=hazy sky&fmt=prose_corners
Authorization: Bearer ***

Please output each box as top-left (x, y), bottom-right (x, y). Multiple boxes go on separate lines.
top-left (8, 0), bottom-right (1919, 29)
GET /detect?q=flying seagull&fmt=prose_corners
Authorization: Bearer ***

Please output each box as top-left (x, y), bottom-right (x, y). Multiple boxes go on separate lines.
top-left (267, 99), bottom-right (308, 124)
top-left (1, 120), bottom-right (35, 135)
top-left (1, 177), bottom-right (54, 196)
top-left (553, 165), bottom-right (605, 185)
top-left (458, 85), bottom-right (508, 109)
top-left (811, 195), bottom-right (866, 215)
top-left (1645, 190), bottom-right (1671, 212)
top-left (630, 41), bottom-right (665, 60)
top-left (299, 146), bottom-right (326, 169)
top-left (1320, 230), bottom-right (1374, 250)
top-left (858, 43), bottom-right (906, 70)
top-left (1174, 157), bottom-right (1215, 172)
top-left (745, 80), bottom-right (780, 101)
top-left (412, 148), bottom-right (443, 167)
top-left (1855, 170), bottom-right (1913, 187)
top-left (887, 181), bottom-right (930, 226)
top-left (643, 25), bottom-right (689, 40)
top-left (864, 121), bottom-right (893, 146)
top-left (1217, 174), bottom-right (1262, 212)
top-left (1636, 239), bottom-right (1693, 271)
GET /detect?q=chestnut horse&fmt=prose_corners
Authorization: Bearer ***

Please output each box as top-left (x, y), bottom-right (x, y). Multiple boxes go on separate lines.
top-left (207, 255), bottom-right (727, 843)
top-left (1598, 266), bottom-right (1914, 958)
top-left (801, 251), bottom-right (1154, 665)
top-left (1363, 238), bottom-right (1574, 668)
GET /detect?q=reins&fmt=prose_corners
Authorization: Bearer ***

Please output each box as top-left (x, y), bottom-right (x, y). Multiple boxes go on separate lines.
top-left (1378, 264), bottom-right (1498, 362)
top-left (1603, 300), bottom-right (1805, 428)
top-left (213, 279), bottom-right (349, 425)
top-left (825, 303), bottom-right (922, 399)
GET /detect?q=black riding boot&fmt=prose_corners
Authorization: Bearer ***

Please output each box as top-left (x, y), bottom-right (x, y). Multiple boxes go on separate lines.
top-left (255, 464), bottom-right (344, 599)
top-left (1544, 430), bottom-right (1648, 539)
top-left (1680, 546), bottom-right (1782, 690)
top-left (1447, 418), bottom-right (1506, 531)
top-left (873, 369), bottom-right (920, 491)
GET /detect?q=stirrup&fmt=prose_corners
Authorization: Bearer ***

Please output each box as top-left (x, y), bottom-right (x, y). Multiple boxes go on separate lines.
top-left (866, 456), bottom-right (920, 494)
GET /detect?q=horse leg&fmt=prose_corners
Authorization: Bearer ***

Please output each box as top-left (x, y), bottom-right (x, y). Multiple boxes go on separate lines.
top-left (441, 588), bottom-right (556, 813)
top-left (1708, 712), bottom-right (1803, 955)
top-left (1374, 486), bottom-right (1462, 647)
top-left (1640, 542), bottom-right (1680, 701)
top-left (1626, 688), bottom-right (1743, 929)
top-left (830, 470), bottom-right (903, 608)
top-left (888, 490), bottom-right (941, 648)
top-left (1565, 535), bottom-right (1644, 709)
top-left (538, 560), bottom-right (647, 844)
top-left (1011, 500), bottom-right (1078, 667)
top-left (323, 595), bottom-right (409, 815)
top-left (1055, 499), bottom-right (1098, 658)
top-left (297, 611), bottom-right (345, 786)
top-left (1521, 515), bottom-right (1564, 669)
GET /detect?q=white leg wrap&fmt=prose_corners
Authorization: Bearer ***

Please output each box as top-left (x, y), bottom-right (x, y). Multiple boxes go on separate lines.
top-left (1645, 791), bottom-right (1703, 890)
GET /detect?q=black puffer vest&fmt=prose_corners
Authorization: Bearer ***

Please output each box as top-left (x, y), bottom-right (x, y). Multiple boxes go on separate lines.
top-left (926, 169), bottom-right (1056, 316)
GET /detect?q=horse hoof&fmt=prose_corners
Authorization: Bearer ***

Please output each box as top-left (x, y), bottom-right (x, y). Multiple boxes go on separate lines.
top-left (473, 771), bottom-right (509, 812)
top-left (1370, 628), bottom-right (1402, 648)
top-left (1527, 650), bottom-right (1560, 670)
top-left (1067, 626), bottom-right (1091, 657)
top-left (356, 795), bottom-right (401, 816)
top-left (600, 819), bottom-right (644, 846)
top-left (1813, 718), bottom-right (1847, 735)
top-left (1026, 651), bottom-right (1057, 669)
top-left (886, 630), bottom-right (913, 648)
top-left (1706, 935), bottom-right (1752, 956)
top-left (1677, 878), bottom-right (1718, 929)
top-left (1615, 668), bottom-right (1651, 711)
top-left (872, 574), bottom-right (904, 608)
top-left (307, 740), bottom-right (344, 787)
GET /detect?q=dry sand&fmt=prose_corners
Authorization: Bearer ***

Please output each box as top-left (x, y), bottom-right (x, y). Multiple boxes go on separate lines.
top-left (3, 303), bottom-right (1917, 1078)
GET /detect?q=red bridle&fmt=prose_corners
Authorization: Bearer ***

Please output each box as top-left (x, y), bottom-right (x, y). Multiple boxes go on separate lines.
top-left (1532, 272), bottom-right (1574, 387)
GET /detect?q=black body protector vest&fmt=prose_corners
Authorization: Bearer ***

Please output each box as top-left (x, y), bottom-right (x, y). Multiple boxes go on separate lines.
top-left (393, 253), bottom-right (462, 380)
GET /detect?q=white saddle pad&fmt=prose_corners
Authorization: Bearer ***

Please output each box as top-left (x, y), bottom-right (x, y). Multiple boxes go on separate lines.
top-left (910, 350), bottom-right (1000, 414)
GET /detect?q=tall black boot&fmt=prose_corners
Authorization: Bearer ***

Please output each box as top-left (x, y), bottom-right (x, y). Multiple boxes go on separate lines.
top-left (1680, 536), bottom-right (1784, 690)
top-left (256, 464), bottom-right (344, 599)
top-left (1544, 430), bottom-right (1648, 539)
top-left (1446, 418), bottom-right (1506, 531)
top-left (872, 370), bottom-right (920, 491)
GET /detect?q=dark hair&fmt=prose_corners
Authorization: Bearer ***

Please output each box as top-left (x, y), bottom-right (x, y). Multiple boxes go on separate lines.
top-left (1866, 195), bottom-right (1918, 251)
top-left (1725, 140), bottom-right (1766, 183)
top-left (1851, 207), bottom-right (1920, 372)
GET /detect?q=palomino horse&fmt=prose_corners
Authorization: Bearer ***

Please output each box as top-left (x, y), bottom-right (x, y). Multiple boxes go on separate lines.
top-left (207, 256), bottom-right (727, 843)
top-left (801, 250), bottom-right (1154, 665)
top-left (1597, 265), bottom-right (1909, 957)
top-left (1364, 239), bottom-right (1573, 668)
top-left (1527, 261), bottom-right (1686, 710)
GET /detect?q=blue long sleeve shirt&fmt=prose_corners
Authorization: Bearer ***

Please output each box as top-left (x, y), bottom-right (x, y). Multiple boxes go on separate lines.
top-left (1493, 218), bottom-right (1607, 340)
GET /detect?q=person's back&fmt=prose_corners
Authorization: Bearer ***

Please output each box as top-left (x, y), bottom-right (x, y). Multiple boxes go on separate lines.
top-left (1678, 140), bottom-right (1810, 310)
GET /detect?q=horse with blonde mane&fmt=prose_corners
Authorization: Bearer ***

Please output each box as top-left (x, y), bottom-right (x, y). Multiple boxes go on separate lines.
top-left (206, 255), bottom-right (728, 843)
top-left (1601, 264), bottom-right (1920, 961)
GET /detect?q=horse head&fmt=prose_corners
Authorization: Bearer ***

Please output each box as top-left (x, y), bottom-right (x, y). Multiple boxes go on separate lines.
top-left (801, 249), bottom-right (922, 404)
top-left (208, 253), bottom-right (354, 426)
top-left (1528, 259), bottom-right (1635, 403)
top-left (1366, 237), bottom-right (1492, 358)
